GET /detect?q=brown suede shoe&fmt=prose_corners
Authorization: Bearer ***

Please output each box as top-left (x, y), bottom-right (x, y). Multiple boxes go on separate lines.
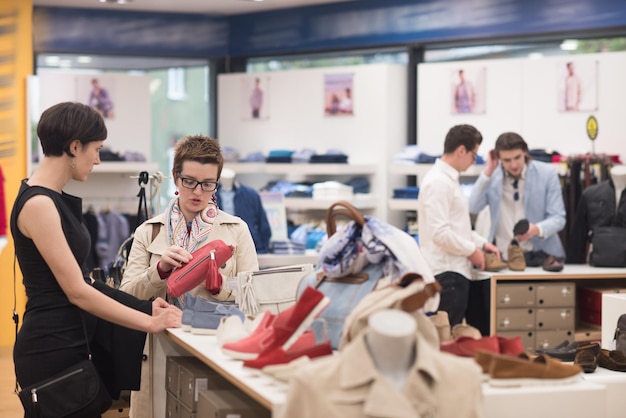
top-left (598, 349), bottom-right (626, 372)
top-left (489, 353), bottom-right (582, 387)
top-left (474, 351), bottom-right (534, 375)
top-left (485, 252), bottom-right (508, 272)
top-left (542, 255), bottom-right (564, 272)
top-left (574, 342), bottom-right (599, 373)
top-left (507, 240), bottom-right (526, 271)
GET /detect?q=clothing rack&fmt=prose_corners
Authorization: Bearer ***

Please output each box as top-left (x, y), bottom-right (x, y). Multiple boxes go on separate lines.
top-left (557, 154), bottom-right (614, 256)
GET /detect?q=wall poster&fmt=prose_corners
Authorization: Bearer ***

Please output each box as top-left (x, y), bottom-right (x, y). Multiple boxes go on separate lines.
top-left (451, 67), bottom-right (486, 115)
top-left (241, 76), bottom-right (270, 120)
top-left (557, 60), bottom-right (598, 112)
top-left (324, 73), bottom-right (353, 116)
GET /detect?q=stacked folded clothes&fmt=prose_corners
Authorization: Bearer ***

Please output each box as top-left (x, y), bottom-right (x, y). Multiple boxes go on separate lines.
top-left (392, 186), bottom-right (420, 199)
top-left (312, 181), bottom-right (353, 200)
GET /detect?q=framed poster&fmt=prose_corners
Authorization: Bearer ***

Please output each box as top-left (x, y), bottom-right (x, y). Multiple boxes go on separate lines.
top-left (324, 73), bottom-right (353, 116)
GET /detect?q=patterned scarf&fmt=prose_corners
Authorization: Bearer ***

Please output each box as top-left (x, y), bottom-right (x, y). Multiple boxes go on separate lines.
top-left (164, 197), bottom-right (217, 306)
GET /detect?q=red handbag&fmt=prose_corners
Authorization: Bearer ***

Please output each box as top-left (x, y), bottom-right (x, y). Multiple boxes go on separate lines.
top-left (166, 240), bottom-right (235, 297)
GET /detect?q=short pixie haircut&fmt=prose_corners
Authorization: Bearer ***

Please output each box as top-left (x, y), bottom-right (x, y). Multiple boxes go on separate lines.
top-left (37, 102), bottom-right (107, 157)
top-left (172, 135), bottom-right (224, 180)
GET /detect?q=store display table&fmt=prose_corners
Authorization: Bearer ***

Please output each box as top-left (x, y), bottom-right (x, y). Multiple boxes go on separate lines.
top-left (154, 329), bottom-right (626, 418)
top-left (482, 379), bottom-right (606, 418)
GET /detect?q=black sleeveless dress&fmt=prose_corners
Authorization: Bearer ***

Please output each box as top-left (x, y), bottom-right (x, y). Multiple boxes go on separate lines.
top-left (11, 181), bottom-right (97, 388)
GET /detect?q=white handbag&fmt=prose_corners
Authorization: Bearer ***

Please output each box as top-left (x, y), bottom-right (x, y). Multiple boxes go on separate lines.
top-left (236, 264), bottom-right (315, 315)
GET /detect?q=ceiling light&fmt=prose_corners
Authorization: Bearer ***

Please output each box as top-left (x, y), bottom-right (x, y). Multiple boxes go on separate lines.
top-left (45, 56), bottom-right (60, 65)
top-left (77, 56), bottom-right (92, 64)
top-left (560, 39), bottom-right (578, 51)
top-left (98, 0), bottom-right (134, 4)
top-left (528, 53), bottom-right (543, 59)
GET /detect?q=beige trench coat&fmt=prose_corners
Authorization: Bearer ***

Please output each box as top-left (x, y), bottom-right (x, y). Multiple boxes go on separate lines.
top-left (119, 210), bottom-right (259, 418)
top-left (279, 321), bottom-right (484, 418)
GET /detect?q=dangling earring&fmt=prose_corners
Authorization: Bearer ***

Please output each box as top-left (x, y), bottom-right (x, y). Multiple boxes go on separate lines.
top-left (174, 190), bottom-right (179, 195)
top-left (70, 159), bottom-right (76, 169)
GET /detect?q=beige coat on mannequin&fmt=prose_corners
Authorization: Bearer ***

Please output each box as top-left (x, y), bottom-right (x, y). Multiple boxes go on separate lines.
top-left (279, 315), bottom-right (483, 418)
top-left (120, 210), bottom-right (259, 418)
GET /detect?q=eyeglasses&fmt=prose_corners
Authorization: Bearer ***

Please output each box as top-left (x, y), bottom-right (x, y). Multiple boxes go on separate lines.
top-left (177, 174), bottom-right (218, 192)
top-left (466, 148), bottom-right (478, 161)
top-left (512, 179), bottom-right (519, 201)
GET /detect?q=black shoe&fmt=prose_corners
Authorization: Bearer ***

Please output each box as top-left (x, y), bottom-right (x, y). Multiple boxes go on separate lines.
top-left (513, 219), bottom-right (529, 236)
top-left (536, 340), bottom-right (580, 361)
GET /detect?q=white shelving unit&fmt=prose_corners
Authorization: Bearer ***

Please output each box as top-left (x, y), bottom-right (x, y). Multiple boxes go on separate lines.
top-left (387, 163), bottom-right (485, 212)
top-left (224, 162), bottom-right (379, 214)
top-left (60, 162), bottom-right (162, 213)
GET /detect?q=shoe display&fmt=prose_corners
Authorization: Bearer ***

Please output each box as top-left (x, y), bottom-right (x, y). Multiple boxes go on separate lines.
top-left (440, 335), bottom-right (500, 357)
top-left (243, 331), bottom-right (333, 369)
top-left (451, 323), bottom-right (482, 340)
top-left (598, 349), bottom-right (626, 372)
top-left (181, 293), bottom-right (197, 332)
top-left (485, 252), bottom-right (508, 272)
top-left (221, 286), bottom-right (330, 360)
top-left (574, 342), bottom-right (600, 373)
top-left (216, 315), bottom-right (247, 347)
top-left (429, 311), bottom-right (452, 343)
top-left (535, 340), bottom-right (580, 361)
top-left (497, 336), bottom-right (525, 356)
top-left (474, 350), bottom-right (534, 375)
top-left (507, 240), bottom-right (526, 271)
top-left (513, 219), bottom-right (529, 236)
top-left (542, 255), bottom-right (564, 272)
top-left (191, 299), bottom-right (232, 335)
top-left (489, 353), bottom-right (582, 387)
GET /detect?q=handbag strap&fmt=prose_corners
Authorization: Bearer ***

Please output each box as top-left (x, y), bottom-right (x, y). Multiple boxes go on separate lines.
top-left (325, 200), bottom-right (366, 236)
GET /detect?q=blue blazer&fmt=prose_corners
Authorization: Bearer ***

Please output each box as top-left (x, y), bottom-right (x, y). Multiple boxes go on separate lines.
top-left (469, 160), bottom-right (566, 258)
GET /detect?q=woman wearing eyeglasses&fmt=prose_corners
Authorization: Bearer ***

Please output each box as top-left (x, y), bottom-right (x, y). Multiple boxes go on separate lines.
top-left (120, 134), bottom-right (258, 417)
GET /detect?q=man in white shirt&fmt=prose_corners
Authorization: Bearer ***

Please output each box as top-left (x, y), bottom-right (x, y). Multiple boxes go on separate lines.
top-left (418, 124), bottom-right (500, 335)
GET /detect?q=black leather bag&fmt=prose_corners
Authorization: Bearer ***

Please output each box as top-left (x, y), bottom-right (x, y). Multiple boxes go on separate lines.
top-left (18, 357), bottom-right (112, 418)
top-left (589, 226), bottom-right (626, 267)
top-left (614, 313), bottom-right (626, 356)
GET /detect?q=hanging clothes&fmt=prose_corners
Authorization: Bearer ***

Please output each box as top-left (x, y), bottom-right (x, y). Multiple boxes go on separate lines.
top-left (215, 180), bottom-right (271, 253)
top-left (567, 179), bottom-right (626, 263)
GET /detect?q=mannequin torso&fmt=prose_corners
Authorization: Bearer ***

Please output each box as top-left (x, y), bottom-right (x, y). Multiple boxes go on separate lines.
top-left (365, 309), bottom-right (417, 392)
top-left (220, 167), bottom-right (236, 192)
top-left (610, 166), bottom-right (626, 210)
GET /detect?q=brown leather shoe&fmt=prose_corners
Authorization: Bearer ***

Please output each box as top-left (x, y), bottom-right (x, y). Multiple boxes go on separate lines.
top-left (489, 353), bottom-right (582, 386)
top-left (485, 252), bottom-right (508, 272)
top-left (574, 342), bottom-right (600, 373)
top-left (542, 255), bottom-right (564, 272)
top-left (598, 349), bottom-right (626, 372)
top-left (507, 240), bottom-right (526, 271)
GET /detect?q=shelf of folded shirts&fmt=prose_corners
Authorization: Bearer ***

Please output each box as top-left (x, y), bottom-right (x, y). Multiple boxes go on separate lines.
top-left (225, 163), bottom-right (377, 176)
top-left (388, 198), bottom-right (419, 211)
top-left (30, 161), bottom-right (160, 176)
top-left (284, 195), bottom-right (376, 210)
top-left (390, 163), bottom-right (484, 176)
top-left (92, 162), bottom-right (160, 173)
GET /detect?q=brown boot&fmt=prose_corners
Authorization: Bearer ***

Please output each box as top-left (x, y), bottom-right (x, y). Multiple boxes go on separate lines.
top-left (507, 240), bottom-right (526, 271)
top-left (485, 252), bottom-right (508, 272)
